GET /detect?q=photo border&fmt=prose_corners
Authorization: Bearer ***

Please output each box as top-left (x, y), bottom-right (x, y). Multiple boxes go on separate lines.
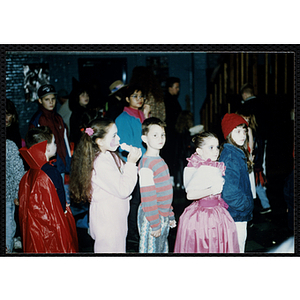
top-left (1, 44), bottom-right (298, 257)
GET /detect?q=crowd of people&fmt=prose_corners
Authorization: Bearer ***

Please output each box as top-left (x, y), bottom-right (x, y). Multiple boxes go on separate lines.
top-left (6, 67), bottom-right (291, 254)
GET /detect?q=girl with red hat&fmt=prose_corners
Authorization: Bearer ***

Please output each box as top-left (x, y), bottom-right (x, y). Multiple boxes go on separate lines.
top-left (219, 113), bottom-right (254, 253)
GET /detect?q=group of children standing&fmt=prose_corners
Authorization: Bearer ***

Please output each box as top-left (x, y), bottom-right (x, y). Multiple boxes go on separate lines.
top-left (8, 83), bottom-right (255, 254)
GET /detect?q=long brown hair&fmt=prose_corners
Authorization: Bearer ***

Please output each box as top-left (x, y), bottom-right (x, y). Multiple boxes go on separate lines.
top-left (235, 108), bottom-right (258, 132)
top-left (223, 123), bottom-right (253, 173)
top-left (69, 118), bottom-right (123, 203)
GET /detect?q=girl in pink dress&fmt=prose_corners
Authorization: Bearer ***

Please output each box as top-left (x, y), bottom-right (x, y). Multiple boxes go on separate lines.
top-left (174, 132), bottom-right (239, 253)
top-left (69, 118), bottom-right (142, 253)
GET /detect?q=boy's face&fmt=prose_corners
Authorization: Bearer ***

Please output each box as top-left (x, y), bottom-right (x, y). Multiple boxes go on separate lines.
top-left (46, 135), bottom-right (57, 160)
top-left (126, 90), bottom-right (145, 110)
top-left (142, 124), bottom-right (166, 151)
top-left (38, 94), bottom-right (56, 111)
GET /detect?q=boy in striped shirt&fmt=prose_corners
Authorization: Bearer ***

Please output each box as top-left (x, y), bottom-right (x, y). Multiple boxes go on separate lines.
top-left (138, 117), bottom-right (176, 253)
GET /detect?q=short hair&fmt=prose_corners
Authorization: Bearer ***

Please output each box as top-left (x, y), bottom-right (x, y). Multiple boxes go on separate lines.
top-left (142, 117), bottom-right (166, 135)
top-left (25, 126), bottom-right (53, 149)
top-left (166, 77), bottom-right (180, 88)
top-left (240, 83), bottom-right (254, 95)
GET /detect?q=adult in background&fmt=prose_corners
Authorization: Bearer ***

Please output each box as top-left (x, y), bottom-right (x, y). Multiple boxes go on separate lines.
top-left (239, 83), bottom-right (270, 214)
top-left (239, 83), bottom-right (267, 141)
top-left (161, 77), bottom-right (182, 185)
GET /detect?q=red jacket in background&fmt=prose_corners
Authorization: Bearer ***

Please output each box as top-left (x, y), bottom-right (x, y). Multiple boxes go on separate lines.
top-left (18, 141), bottom-right (78, 253)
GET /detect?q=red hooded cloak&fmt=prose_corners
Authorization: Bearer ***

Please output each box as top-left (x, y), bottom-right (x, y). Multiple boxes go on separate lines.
top-left (18, 141), bottom-right (78, 253)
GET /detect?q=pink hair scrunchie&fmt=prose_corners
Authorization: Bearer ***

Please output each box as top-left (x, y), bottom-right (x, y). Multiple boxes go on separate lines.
top-left (85, 127), bottom-right (94, 136)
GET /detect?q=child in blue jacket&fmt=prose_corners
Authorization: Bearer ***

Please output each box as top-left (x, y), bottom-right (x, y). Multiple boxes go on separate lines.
top-left (219, 113), bottom-right (254, 253)
top-left (115, 84), bottom-right (150, 252)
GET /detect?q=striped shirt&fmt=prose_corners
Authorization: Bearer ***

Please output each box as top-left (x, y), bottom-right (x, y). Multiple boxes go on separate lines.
top-left (138, 155), bottom-right (174, 230)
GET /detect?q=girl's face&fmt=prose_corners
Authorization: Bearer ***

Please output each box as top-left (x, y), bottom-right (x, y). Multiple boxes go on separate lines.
top-left (196, 137), bottom-right (219, 161)
top-left (6, 111), bottom-right (13, 127)
top-left (96, 123), bottom-right (120, 153)
top-left (231, 126), bottom-right (247, 146)
top-left (79, 92), bottom-right (90, 107)
top-left (126, 90), bottom-right (145, 110)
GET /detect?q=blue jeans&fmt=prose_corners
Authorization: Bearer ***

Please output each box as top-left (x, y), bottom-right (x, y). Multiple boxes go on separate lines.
top-left (6, 201), bottom-right (16, 253)
top-left (256, 183), bottom-right (270, 209)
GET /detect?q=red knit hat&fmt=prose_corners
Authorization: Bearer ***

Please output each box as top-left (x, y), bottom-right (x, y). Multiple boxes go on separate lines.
top-left (221, 113), bottom-right (248, 139)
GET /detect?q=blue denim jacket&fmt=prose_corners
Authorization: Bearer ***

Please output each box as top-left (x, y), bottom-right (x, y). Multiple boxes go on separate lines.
top-left (219, 143), bottom-right (254, 222)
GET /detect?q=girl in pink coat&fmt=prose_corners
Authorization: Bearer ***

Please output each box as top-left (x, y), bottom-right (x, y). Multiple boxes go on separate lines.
top-left (69, 118), bottom-right (141, 253)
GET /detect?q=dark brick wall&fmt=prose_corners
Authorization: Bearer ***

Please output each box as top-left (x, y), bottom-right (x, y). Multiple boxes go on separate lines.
top-left (6, 53), bottom-right (79, 138)
top-left (6, 52), bottom-right (209, 138)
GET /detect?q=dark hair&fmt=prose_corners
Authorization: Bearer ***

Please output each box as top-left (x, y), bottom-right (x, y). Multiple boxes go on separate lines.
top-left (240, 83), bottom-right (254, 96)
top-left (192, 131), bottom-right (218, 149)
top-left (6, 99), bottom-right (18, 125)
top-left (25, 126), bottom-right (53, 149)
top-left (142, 117), bottom-right (166, 135)
top-left (166, 77), bottom-right (180, 88)
top-left (6, 99), bottom-right (22, 148)
top-left (70, 118), bottom-right (123, 203)
top-left (123, 84), bottom-right (145, 99)
top-left (235, 109), bottom-right (258, 132)
top-left (69, 87), bottom-right (89, 112)
top-left (129, 66), bottom-right (164, 103)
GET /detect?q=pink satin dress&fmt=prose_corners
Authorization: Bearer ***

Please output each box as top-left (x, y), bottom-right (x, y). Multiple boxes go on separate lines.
top-left (173, 154), bottom-right (240, 253)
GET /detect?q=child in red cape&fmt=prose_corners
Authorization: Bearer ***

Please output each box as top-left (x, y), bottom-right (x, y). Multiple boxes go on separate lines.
top-left (18, 126), bottom-right (78, 253)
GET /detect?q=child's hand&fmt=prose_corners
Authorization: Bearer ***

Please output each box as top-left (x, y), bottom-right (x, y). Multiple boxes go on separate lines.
top-left (143, 104), bottom-right (151, 118)
top-left (14, 198), bottom-right (19, 206)
top-left (169, 220), bottom-right (177, 228)
top-left (127, 146), bottom-right (142, 164)
top-left (151, 228), bottom-right (161, 237)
